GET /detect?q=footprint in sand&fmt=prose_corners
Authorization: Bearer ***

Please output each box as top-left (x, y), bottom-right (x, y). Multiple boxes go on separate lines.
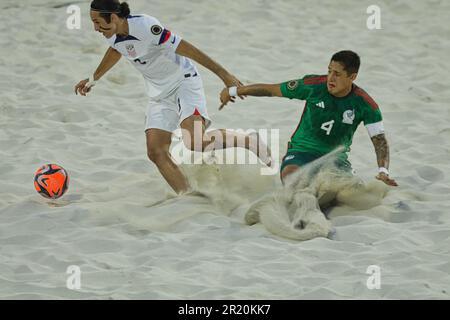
top-left (416, 166), bottom-right (444, 182)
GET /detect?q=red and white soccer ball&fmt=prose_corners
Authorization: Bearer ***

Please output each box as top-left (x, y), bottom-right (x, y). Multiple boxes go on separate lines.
top-left (34, 164), bottom-right (69, 199)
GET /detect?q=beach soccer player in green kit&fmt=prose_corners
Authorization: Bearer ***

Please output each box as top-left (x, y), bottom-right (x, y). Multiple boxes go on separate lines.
top-left (220, 50), bottom-right (398, 187)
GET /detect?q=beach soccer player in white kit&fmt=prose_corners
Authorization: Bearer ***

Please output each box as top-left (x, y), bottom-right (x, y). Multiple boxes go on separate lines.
top-left (74, 0), bottom-right (271, 194)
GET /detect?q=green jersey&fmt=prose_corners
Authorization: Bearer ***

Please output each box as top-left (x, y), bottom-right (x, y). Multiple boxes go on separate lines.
top-left (280, 74), bottom-right (383, 159)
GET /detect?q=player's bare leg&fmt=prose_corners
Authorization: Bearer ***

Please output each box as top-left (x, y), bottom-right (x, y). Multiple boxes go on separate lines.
top-left (146, 128), bottom-right (190, 194)
top-left (180, 114), bottom-right (272, 166)
top-left (280, 164), bottom-right (300, 184)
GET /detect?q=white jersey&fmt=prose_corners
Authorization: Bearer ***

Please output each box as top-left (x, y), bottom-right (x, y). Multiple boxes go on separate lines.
top-left (105, 14), bottom-right (198, 99)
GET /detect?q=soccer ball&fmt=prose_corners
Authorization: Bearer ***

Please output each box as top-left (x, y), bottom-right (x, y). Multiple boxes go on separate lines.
top-left (34, 164), bottom-right (69, 199)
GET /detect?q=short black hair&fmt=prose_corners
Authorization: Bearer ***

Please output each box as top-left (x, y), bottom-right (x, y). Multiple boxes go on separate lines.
top-left (331, 50), bottom-right (360, 75)
top-left (90, 0), bottom-right (130, 23)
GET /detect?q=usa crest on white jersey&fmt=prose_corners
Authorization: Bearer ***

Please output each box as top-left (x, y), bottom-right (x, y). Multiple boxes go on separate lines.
top-left (103, 14), bottom-right (198, 99)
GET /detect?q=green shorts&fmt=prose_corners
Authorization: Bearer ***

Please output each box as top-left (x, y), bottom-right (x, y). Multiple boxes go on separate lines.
top-left (280, 150), bottom-right (353, 173)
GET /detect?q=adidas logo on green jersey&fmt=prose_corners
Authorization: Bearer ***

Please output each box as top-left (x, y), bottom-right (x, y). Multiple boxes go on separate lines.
top-left (316, 101), bottom-right (325, 108)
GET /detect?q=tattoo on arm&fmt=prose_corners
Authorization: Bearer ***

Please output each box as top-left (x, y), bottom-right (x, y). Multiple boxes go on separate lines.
top-left (371, 133), bottom-right (390, 168)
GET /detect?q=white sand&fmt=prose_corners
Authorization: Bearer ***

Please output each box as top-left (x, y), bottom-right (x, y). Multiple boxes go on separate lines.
top-left (1, 0), bottom-right (450, 299)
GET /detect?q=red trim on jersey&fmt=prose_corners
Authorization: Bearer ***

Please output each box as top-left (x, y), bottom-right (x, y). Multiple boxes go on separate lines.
top-left (303, 75), bottom-right (327, 86)
top-left (193, 108), bottom-right (201, 116)
top-left (354, 86), bottom-right (379, 110)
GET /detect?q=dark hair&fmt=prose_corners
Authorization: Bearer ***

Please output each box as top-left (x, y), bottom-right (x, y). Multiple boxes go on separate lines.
top-left (331, 50), bottom-right (360, 75)
top-left (90, 0), bottom-right (130, 23)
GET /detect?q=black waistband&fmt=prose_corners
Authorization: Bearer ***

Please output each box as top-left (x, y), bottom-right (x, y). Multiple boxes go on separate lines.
top-left (184, 72), bottom-right (198, 78)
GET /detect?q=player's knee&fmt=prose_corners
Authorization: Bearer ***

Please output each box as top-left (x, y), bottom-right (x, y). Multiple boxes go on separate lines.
top-left (147, 148), bottom-right (169, 164)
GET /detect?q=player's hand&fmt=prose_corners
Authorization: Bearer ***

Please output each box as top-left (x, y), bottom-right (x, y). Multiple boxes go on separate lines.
top-left (74, 78), bottom-right (94, 96)
top-left (219, 87), bottom-right (234, 110)
top-left (223, 74), bottom-right (246, 100)
top-left (376, 172), bottom-right (398, 186)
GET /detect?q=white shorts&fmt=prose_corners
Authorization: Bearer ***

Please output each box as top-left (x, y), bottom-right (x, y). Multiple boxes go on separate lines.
top-left (144, 75), bottom-right (212, 133)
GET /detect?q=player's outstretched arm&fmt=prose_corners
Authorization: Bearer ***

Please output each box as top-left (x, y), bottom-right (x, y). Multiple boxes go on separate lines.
top-left (219, 84), bottom-right (282, 110)
top-left (75, 47), bottom-right (122, 96)
top-left (175, 40), bottom-right (243, 91)
top-left (371, 133), bottom-right (398, 186)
